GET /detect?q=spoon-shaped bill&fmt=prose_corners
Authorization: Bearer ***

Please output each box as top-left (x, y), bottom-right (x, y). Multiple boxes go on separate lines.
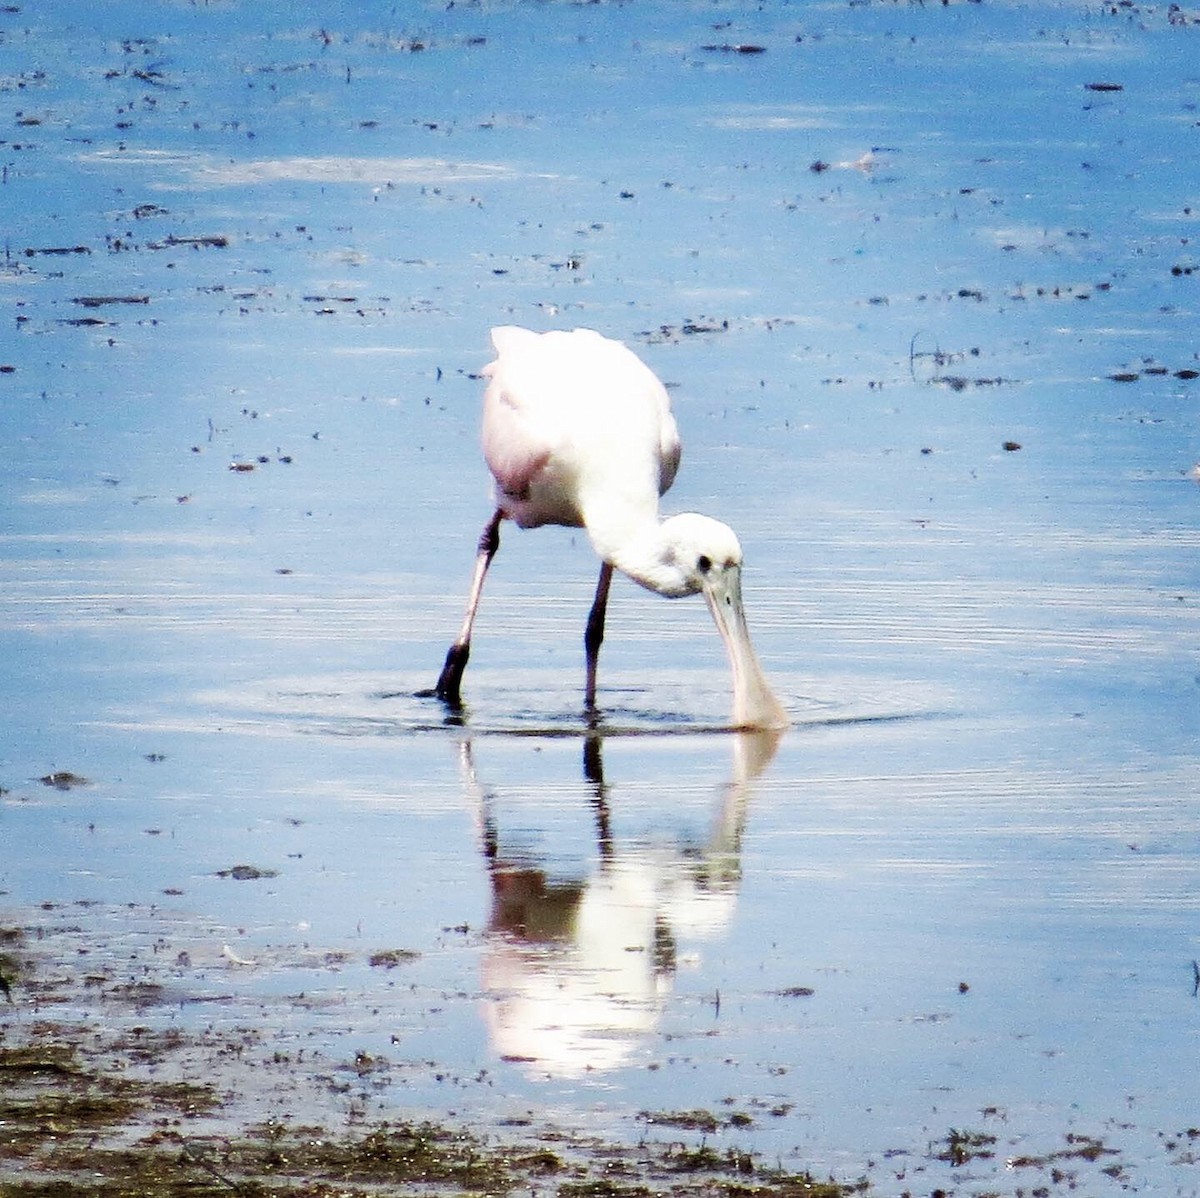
top-left (701, 564), bottom-right (788, 730)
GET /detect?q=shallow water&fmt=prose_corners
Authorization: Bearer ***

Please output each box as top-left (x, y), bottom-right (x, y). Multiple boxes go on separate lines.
top-left (3, 1), bottom-right (1200, 1193)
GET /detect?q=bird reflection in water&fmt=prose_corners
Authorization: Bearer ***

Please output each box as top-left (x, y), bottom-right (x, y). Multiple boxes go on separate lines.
top-left (460, 729), bottom-right (782, 1078)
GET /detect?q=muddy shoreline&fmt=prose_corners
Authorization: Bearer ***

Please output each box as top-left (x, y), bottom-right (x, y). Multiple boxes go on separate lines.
top-left (5, 909), bottom-right (1194, 1197)
top-left (1, 914), bottom-right (854, 1196)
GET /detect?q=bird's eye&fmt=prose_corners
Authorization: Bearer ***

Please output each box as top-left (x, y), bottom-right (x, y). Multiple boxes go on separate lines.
top-left (697, 554), bottom-right (712, 573)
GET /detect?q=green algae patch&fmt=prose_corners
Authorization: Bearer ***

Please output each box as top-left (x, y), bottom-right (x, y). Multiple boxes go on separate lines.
top-left (0, 1072), bottom-right (853, 1198)
top-left (0, 1038), bottom-right (219, 1192)
top-left (0, 1029), bottom-right (853, 1198)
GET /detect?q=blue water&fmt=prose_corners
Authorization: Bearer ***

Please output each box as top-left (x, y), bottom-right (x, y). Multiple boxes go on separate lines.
top-left (3, 1), bottom-right (1199, 1192)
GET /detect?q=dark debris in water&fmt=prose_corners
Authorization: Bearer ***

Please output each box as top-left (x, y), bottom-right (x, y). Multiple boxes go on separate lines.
top-left (936, 1127), bottom-right (997, 1166)
top-left (147, 233), bottom-right (229, 250)
top-left (22, 244), bottom-right (91, 257)
top-left (640, 1108), bottom-right (724, 1134)
top-left (72, 295), bottom-right (150, 308)
top-left (367, 947), bottom-right (421, 969)
top-left (1108, 363), bottom-right (1199, 382)
top-left (699, 42), bottom-right (767, 54)
top-left (215, 864), bottom-right (279, 880)
top-left (38, 771), bottom-right (89, 790)
top-left (932, 374), bottom-right (1013, 392)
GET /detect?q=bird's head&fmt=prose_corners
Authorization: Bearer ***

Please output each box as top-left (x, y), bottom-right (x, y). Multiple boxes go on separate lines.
top-left (640, 513), bottom-right (743, 598)
top-left (628, 513), bottom-right (787, 730)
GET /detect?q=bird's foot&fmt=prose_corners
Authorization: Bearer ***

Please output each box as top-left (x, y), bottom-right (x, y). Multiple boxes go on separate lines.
top-left (429, 643), bottom-right (469, 708)
top-left (583, 696), bottom-right (607, 731)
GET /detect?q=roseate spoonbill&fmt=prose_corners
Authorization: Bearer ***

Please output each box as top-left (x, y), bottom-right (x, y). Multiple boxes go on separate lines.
top-left (432, 326), bottom-right (787, 730)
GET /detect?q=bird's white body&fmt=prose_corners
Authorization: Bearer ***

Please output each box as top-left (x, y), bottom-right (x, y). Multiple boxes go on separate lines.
top-left (434, 326), bottom-right (788, 730)
top-left (483, 327), bottom-right (680, 549)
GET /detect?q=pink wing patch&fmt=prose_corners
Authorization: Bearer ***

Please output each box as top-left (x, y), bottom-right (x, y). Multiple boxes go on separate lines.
top-left (482, 382), bottom-right (552, 500)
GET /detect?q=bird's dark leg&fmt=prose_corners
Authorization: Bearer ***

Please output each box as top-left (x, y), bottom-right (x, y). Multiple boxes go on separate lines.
top-left (583, 561), bottom-right (613, 713)
top-left (434, 509), bottom-right (503, 706)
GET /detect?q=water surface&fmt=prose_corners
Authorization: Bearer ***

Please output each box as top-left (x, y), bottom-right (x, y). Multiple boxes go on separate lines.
top-left (2, 1), bottom-right (1199, 1193)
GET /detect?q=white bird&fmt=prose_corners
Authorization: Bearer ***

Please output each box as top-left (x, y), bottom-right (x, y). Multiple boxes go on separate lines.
top-left (432, 326), bottom-right (787, 730)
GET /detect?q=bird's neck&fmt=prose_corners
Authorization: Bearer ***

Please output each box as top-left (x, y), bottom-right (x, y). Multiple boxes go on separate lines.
top-left (586, 509), bottom-right (693, 599)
